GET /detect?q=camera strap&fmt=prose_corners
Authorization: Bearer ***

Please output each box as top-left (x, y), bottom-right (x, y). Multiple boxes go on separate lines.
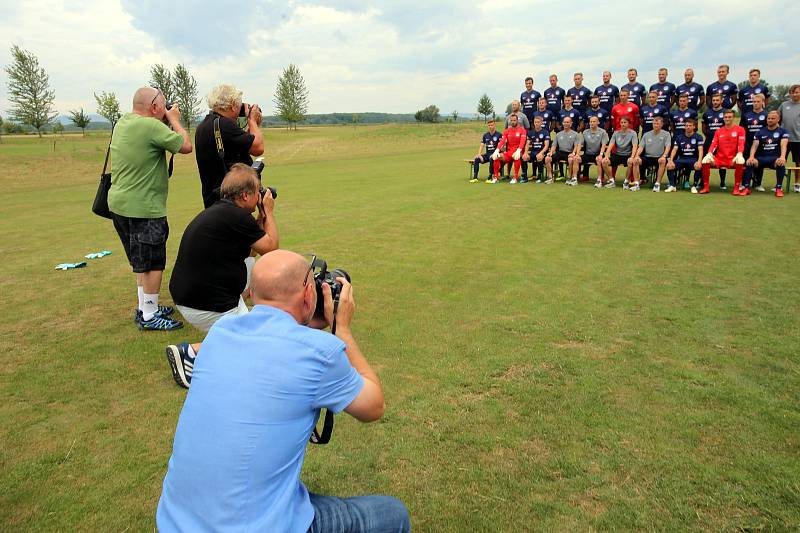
top-left (101, 131), bottom-right (112, 176)
top-left (309, 299), bottom-right (340, 445)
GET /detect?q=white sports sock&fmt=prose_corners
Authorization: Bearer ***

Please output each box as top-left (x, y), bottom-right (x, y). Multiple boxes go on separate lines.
top-left (142, 293), bottom-right (159, 321)
top-left (137, 286), bottom-right (144, 311)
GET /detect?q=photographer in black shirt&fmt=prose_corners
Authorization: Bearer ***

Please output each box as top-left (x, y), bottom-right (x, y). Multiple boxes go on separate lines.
top-left (195, 84), bottom-right (265, 208)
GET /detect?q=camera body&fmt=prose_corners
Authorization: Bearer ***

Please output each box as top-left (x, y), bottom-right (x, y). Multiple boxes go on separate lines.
top-left (251, 159), bottom-right (277, 199)
top-left (311, 258), bottom-right (351, 316)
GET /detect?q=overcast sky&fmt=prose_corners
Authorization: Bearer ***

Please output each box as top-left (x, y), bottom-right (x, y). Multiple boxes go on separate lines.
top-left (1, 0), bottom-right (798, 118)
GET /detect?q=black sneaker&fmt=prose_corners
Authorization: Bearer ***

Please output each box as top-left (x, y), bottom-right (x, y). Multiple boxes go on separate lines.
top-left (133, 306), bottom-right (175, 324)
top-left (165, 342), bottom-right (193, 388)
top-left (139, 314), bottom-right (183, 331)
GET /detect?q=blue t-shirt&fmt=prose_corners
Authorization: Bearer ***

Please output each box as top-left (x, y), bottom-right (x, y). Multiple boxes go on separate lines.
top-left (674, 132), bottom-right (704, 160)
top-left (585, 107), bottom-right (610, 129)
top-left (738, 83), bottom-right (771, 116)
top-left (567, 86), bottom-right (592, 112)
top-left (706, 81), bottom-right (737, 109)
top-left (640, 104), bottom-right (670, 133)
top-left (482, 131), bottom-right (502, 152)
top-left (676, 82), bottom-right (704, 110)
top-left (755, 126), bottom-right (789, 156)
top-left (594, 84), bottom-right (619, 112)
top-left (527, 128), bottom-right (550, 153)
top-left (544, 86), bottom-right (565, 113)
top-left (156, 306), bottom-right (365, 533)
top-left (743, 111), bottom-right (768, 140)
top-left (621, 82), bottom-right (647, 107)
top-left (520, 89), bottom-right (542, 121)
top-left (649, 82), bottom-right (677, 110)
top-left (702, 108), bottom-right (726, 143)
top-left (532, 110), bottom-right (555, 130)
top-left (559, 108), bottom-right (583, 129)
top-left (670, 108), bottom-right (698, 138)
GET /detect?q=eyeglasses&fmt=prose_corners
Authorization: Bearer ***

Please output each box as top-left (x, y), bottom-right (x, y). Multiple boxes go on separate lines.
top-left (151, 88), bottom-right (162, 107)
top-left (302, 254), bottom-right (316, 287)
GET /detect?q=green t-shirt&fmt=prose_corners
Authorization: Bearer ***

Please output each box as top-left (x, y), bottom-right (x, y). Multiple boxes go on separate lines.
top-left (108, 113), bottom-right (184, 218)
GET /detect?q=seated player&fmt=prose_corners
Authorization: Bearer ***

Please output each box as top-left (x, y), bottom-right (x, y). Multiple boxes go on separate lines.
top-left (668, 118), bottom-right (704, 193)
top-left (706, 64), bottom-right (737, 110)
top-left (579, 115), bottom-right (610, 187)
top-left (635, 116), bottom-right (671, 191)
top-left (602, 117), bottom-right (639, 189)
top-left (612, 89), bottom-right (640, 133)
top-left (702, 94), bottom-right (728, 189)
top-left (594, 71), bottom-right (619, 113)
top-left (490, 113), bottom-right (527, 183)
top-left (545, 116), bottom-right (581, 185)
top-left (738, 68), bottom-right (771, 124)
top-left (559, 94), bottom-right (584, 132)
top-left (670, 93), bottom-right (698, 138)
top-left (676, 68), bottom-right (704, 110)
top-left (621, 68), bottom-right (647, 108)
top-left (532, 97), bottom-right (555, 132)
top-left (742, 93), bottom-right (768, 190)
top-left (744, 110), bottom-right (790, 197)
top-left (521, 115), bottom-right (550, 183)
top-left (640, 90), bottom-right (670, 134)
top-left (700, 109), bottom-right (746, 195)
top-left (585, 95), bottom-right (610, 132)
top-left (567, 72), bottom-right (592, 118)
top-left (649, 68), bottom-right (677, 111)
top-left (471, 119), bottom-right (502, 183)
top-left (521, 76), bottom-right (542, 128)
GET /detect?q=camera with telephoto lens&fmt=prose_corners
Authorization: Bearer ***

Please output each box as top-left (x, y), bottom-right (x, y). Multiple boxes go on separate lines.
top-left (309, 257), bottom-right (351, 317)
top-left (251, 158), bottom-right (277, 200)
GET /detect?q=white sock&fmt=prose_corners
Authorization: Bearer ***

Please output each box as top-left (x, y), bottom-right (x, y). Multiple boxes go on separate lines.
top-left (142, 293), bottom-right (159, 321)
top-left (187, 345), bottom-right (197, 359)
top-left (137, 286), bottom-right (144, 311)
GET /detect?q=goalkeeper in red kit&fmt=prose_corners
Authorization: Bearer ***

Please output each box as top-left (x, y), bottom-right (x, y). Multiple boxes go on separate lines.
top-left (491, 113), bottom-right (527, 183)
top-left (700, 109), bottom-right (746, 194)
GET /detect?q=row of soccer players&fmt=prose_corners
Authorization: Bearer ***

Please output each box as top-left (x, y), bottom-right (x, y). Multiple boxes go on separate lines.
top-left (472, 109), bottom-right (791, 196)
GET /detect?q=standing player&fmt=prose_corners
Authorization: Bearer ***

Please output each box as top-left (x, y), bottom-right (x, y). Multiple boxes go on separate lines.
top-left (702, 94), bottom-right (728, 189)
top-left (667, 118), bottom-right (704, 193)
top-left (520, 77), bottom-right (542, 128)
top-left (491, 114), bottom-right (527, 183)
top-left (742, 93), bottom-right (768, 190)
top-left (744, 110), bottom-right (790, 197)
top-left (579, 115), bottom-right (610, 187)
top-left (594, 71), bottom-right (619, 113)
top-left (559, 94), bottom-right (584, 132)
top-left (635, 116), bottom-right (671, 191)
top-left (738, 68), bottom-right (771, 123)
top-left (778, 84), bottom-right (800, 193)
top-left (676, 68), bottom-right (704, 110)
top-left (706, 64), bottom-right (737, 110)
top-left (585, 95), bottom-right (610, 132)
top-left (700, 109), bottom-right (746, 195)
top-left (545, 116), bottom-right (581, 185)
top-left (621, 68), bottom-right (647, 108)
top-left (471, 119), bottom-right (502, 183)
top-left (532, 97), bottom-right (556, 132)
top-left (612, 89), bottom-right (640, 133)
top-left (670, 93), bottom-right (698, 138)
top-left (567, 72), bottom-right (592, 117)
top-left (505, 100), bottom-right (530, 130)
top-left (544, 74), bottom-right (565, 119)
top-left (649, 68), bottom-right (677, 111)
top-left (640, 90), bottom-right (670, 134)
top-left (602, 117), bottom-right (639, 189)
top-left (521, 116), bottom-right (550, 183)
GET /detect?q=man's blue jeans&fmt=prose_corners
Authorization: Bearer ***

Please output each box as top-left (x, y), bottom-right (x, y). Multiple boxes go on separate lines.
top-left (308, 493), bottom-right (411, 533)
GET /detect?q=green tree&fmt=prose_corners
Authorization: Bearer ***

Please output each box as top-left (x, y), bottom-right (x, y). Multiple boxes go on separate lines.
top-left (414, 104), bottom-right (440, 123)
top-left (451, 110), bottom-right (458, 122)
top-left (172, 64), bottom-right (201, 132)
top-left (68, 107), bottom-right (91, 136)
top-left (273, 63), bottom-right (309, 130)
top-left (94, 91), bottom-right (121, 129)
top-left (477, 93), bottom-right (493, 123)
top-left (4, 44), bottom-right (58, 137)
top-left (149, 64), bottom-right (175, 103)
top-left (52, 122), bottom-right (64, 135)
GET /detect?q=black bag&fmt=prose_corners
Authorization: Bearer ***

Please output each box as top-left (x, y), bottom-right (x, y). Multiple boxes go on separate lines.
top-left (92, 135), bottom-right (113, 219)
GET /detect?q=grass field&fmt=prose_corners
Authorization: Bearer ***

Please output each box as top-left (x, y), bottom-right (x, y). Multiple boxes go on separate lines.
top-left (1, 123), bottom-right (799, 532)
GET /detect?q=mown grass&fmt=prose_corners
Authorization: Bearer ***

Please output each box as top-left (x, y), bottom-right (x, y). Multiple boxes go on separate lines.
top-left (1, 123), bottom-right (798, 531)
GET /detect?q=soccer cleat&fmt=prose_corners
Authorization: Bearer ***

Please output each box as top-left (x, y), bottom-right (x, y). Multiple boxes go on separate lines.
top-left (535, 179), bottom-right (542, 184)
top-left (139, 314), bottom-right (183, 331)
top-left (623, 181), bottom-right (630, 190)
top-left (520, 177), bottom-right (528, 183)
top-left (776, 188), bottom-right (784, 198)
top-left (740, 187), bottom-right (751, 196)
top-left (794, 184), bottom-right (800, 193)
top-left (604, 180), bottom-right (616, 188)
top-left (732, 187), bottom-right (741, 196)
top-left (720, 185), bottom-right (727, 191)
top-left (630, 183), bottom-right (640, 191)
top-left (664, 186), bottom-right (676, 193)
top-left (594, 180), bottom-right (602, 188)
top-left (691, 186), bottom-right (698, 194)
top-left (133, 306), bottom-right (174, 324)
top-left (469, 178), bottom-right (479, 183)
top-left (653, 183), bottom-right (660, 192)
top-left (485, 178), bottom-right (493, 183)
top-left (510, 178), bottom-right (518, 184)
top-left (490, 178), bottom-right (498, 183)
top-left (683, 181), bottom-right (691, 190)
top-left (755, 186), bottom-right (766, 192)
top-left (165, 342), bottom-right (193, 389)
top-left (544, 178), bottom-right (554, 184)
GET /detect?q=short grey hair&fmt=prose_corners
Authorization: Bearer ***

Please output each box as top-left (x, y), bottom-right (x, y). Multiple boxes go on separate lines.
top-left (206, 84), bottom-right (243, 112)
top-left (220, 163), bottom-right (259, 200)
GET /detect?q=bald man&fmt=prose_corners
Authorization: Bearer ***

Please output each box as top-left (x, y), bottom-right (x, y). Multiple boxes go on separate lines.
top-left (109, 87), bottom-right (192, 331)
top-left (157, 250), bottom-right (410, 533)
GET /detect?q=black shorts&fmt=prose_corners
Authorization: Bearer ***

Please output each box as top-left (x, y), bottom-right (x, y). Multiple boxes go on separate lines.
top-left (641, 156), bottom-right (661, 170)
top-left (550, 151), bottom-right (571, 164)
top-left (476, 153), bottom-right (493, 164)
top-left (581, 153), bottom-right (600, 165)
top-left (609, 153), bottom-right (629, 167)
top-left (788, 141), bottom-right (800, 165)
top-left (111, 214), bottom-right (169, 273)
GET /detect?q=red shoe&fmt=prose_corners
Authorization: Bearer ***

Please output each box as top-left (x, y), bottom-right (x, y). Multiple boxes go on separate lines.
top-left (732, 187), bottom-right (741, 196)
top-left (740, 187), bottom-right (752, 196)
top-left (776, 189), bottom-right (784, 198)
top-left (698, 187), bottom-right (710, 194)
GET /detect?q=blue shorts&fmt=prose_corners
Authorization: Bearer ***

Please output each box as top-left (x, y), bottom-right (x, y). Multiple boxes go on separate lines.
top-left (755, 155), bottom-right (779, 169)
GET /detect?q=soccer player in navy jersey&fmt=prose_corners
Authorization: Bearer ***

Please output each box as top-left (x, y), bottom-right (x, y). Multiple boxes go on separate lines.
top-left (567, 72), bottom-right (592, 117)
top-left (544, 74), bottom-right (565, 118)
top-left (668, 118), bottom-right (704, 193)
top-left (521, 116), bottom-right (550, 183)
top-left (520, 76), bottom-right (541, 128)
top-left (706, 64), bottom-right (737, 110)
top-left (742, 94), bottom-right (769, 190)
top-left (649, 68), bottom-right (677, 111)
top-left (594, 71), bottom-right (619, 113)
top-left (676, 68), bottom-right (704, 110)
top-left (472, 119), bottom-right (503, 182)
top-left (640, 90), bottom-right (670, 134)
top-left (559, 95), bottom-right (584, 132)
top-left (621, 68), bottom-right (646, 108)
top-left (702, 94), bottom-right (728, 188)
top-left (738, 68), bottom-right (771, 123)
top-left (670, 93), bottom-right (698, 138)
top-left (532, 98), bottom-right (555, 132)
top-left (744, 110), bottom-right (790, 197)
top-left (585, 95), bottom-right (610, 132)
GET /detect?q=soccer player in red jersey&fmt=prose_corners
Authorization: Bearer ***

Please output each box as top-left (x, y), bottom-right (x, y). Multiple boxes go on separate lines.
top-left (700, 109), bottom-right (746, 194)
top-left (490, 114), bottom-right (527, 183)
top-left (612, 89), bottom-right (640, 132)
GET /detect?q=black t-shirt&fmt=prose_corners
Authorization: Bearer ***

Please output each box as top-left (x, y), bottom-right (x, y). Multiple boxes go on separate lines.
top-left (169, 200), bottom-right (266, 312)
top-left (195, 112), bottom-right (255, 208)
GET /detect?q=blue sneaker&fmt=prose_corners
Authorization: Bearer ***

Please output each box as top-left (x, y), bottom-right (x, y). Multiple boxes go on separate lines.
top-left (139, 314), bottom-right (183, 331)
top-left (133, 306), bottom-right (175, 324)
top-left (165, 342), bottom-right (193, 388)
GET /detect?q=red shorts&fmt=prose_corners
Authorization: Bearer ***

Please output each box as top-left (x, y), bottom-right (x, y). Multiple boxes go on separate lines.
top-left (710, 157), bottom-right (735, 168)
top-left (501, 151), bottom-right (519, 163)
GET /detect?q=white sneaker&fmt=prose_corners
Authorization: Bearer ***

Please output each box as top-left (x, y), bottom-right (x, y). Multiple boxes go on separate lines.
top-left (691, 186), bottom-right (698, 194)
top-left (572, 178), bottom-right (579, 186)
top-left (794, 184), bottom-right (800, 193)
top-left (594, 180), bottom-right (602, 188)
top-left (756, 186), bottom-right (766, 192)
top-left (720, 185), bottom-right (727, 191)
top-left (510, 178), bottom-right (518, 184)
top-left (604, 180), bottom-right (616, 188)
top-left (623, 181), bottom-right (630, 190)
top-left (630, 182), bottom-right (640, 191)
top-left (653, 183), bottom-right (661, 192)
top-left (664, 186), bottom-right (676, 193)
top-left (490, 178), bottom-right (498, 183)
top-left (535, 179), bottom-right (542, 183)
top-left (544, 177), bottom-right (554, 184)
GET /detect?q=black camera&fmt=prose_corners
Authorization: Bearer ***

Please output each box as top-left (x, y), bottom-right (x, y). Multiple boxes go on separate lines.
top-left (239, 103), bottom-right (261, 117)
top-left (310, 257), bottom-right (351, 317)
top-left (251, 159), bottom-right (277, 199)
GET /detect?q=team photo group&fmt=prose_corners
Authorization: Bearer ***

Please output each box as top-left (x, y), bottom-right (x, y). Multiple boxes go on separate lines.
top-left (471, 66), bottom-right (800, 197)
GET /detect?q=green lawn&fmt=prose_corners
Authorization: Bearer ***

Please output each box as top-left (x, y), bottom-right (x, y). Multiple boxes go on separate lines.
top-left (1, 124), bottom-right (798, 531)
